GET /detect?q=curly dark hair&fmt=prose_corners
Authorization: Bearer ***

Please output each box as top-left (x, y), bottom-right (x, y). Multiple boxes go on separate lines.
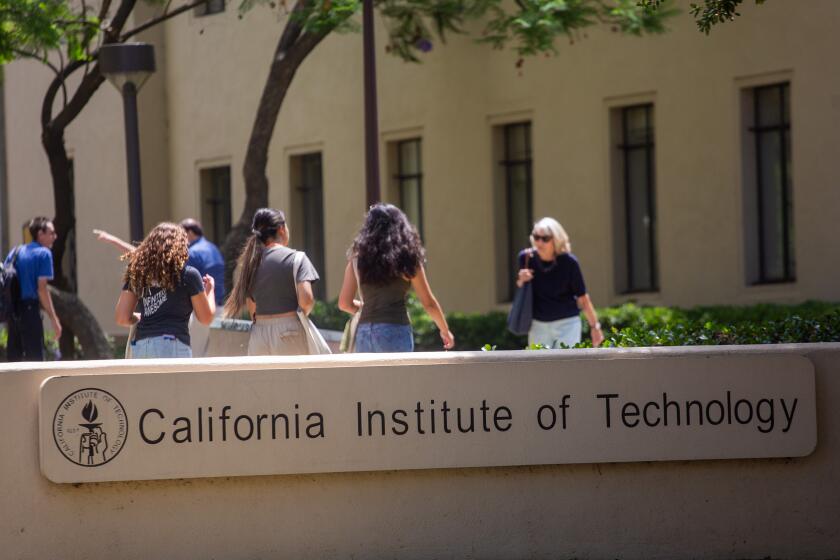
top-left (351, 203), bottom-right (425, 286)
top-left (122, 222), bottom-right (189, 294)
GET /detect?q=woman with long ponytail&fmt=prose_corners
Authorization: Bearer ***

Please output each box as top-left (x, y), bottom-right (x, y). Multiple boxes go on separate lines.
top-left (224, 208), bottom-right (320, 355)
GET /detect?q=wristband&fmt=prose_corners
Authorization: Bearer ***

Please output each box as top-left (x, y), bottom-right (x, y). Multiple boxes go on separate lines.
top-left (591, 322), bottom-right (601, 330)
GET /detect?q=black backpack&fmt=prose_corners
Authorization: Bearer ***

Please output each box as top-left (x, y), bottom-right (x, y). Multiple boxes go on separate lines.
top-left (0, 246), bottom-right (22, 323)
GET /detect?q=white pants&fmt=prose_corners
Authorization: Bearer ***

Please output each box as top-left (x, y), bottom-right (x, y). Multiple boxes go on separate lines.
top-left (188, 307), bottom-right (223, 358)
top-left (528, 316), bottom-right (582, 349)
top-left (247, 316), bottom-right (308, 356)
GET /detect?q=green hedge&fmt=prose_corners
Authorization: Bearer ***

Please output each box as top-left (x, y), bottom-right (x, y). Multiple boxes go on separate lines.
top-left (0, 325), bottom-right (62, 360)
top-left (310, 298), bottom-right (840, 351)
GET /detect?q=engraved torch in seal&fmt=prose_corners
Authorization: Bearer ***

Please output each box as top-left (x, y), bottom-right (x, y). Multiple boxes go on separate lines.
top-left (78, 401), bottom-right (108, 465)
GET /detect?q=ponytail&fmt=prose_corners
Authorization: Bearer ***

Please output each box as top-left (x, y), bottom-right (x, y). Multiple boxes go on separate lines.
top-left (224, 207), bottom-right (286, 318)
top-left (223, 234), bottom-right (265, 318)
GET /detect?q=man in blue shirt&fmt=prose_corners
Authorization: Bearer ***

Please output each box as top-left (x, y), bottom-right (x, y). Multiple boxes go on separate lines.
top-left (5, 217), bottom-right (62, 361)
top-left (180, 219), bottom-right (225, 357)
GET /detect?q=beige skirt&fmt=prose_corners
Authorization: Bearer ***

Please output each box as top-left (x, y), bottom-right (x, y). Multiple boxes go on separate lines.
top-left (247, 316), bottom-right (308, 356)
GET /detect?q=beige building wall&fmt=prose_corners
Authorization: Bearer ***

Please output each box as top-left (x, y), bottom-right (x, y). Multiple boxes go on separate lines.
top-left (2, 9), bottom-right (170, 334)
top-left (3, 1), bottom-right (840, 335)
top-left (163, 0), bottom-right (840, 312)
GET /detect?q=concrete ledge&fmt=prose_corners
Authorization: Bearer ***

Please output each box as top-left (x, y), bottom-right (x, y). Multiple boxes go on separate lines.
top-left (2, 344), bottom-right (839, 559)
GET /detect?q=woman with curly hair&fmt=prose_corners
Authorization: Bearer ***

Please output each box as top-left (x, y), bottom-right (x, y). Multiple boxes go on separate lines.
top-left (115, 223), bottom-right (216, 358)
top-left (223, 208), bottom-right (320, 356)
top-left (338, 203), bottom-right (454, 352)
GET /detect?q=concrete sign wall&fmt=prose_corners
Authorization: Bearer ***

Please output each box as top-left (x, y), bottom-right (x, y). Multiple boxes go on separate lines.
top-left (40, 354), bottom-right (816, 483)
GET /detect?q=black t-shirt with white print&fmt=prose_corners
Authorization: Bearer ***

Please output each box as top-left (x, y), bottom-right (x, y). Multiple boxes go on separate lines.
top-left (124, 265), bottom-right (204, 346)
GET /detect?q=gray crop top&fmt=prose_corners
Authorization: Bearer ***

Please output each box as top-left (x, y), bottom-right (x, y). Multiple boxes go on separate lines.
top-left (248, 246), bottom-right (319, 315)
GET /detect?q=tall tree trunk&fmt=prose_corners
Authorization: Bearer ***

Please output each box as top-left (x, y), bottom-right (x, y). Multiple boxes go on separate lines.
top-left (42, 128), bottom-right (75, 291)
top-left (40, 66), bottom-right (107, 359)
top-left (221, 20), bottom-right (334, 292)
top-left (42, 125), bottom-right (80, 358)
top-left (49, 287), bottom-right (113, 359)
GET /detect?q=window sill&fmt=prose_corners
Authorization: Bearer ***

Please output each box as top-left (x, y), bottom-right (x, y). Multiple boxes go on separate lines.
top-left (749, 279), bottom-right (797, 287)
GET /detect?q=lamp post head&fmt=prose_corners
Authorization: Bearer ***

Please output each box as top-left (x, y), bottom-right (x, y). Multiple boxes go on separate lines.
top-left (99, 43), bottom-right (156, 92)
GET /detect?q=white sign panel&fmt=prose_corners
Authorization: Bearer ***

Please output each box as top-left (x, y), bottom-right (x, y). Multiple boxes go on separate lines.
top-left (40, 354), bottom-right (817, 483)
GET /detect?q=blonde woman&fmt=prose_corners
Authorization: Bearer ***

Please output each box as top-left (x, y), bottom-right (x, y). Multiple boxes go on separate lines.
top-left (224, 208), bottom-right (319, 356)
top-left (115, 223), bottom-right (216, 358)
top-left (516, 217), bottom-right (603, 348)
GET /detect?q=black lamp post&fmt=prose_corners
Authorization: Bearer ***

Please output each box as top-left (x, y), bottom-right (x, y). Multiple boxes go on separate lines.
top-left (99, 43), bottom-right (156, 243)
top-left (363, 0), bottom-right (380, 207)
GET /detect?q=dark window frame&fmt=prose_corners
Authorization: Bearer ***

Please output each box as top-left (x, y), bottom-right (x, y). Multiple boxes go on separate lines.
top-left (500, 122), bottom-right (533, 301)
top-left (618, 103), bottom-right (658, 293)
top-left (294, 152), bottom-right (326, 300)
top-left (395, 138), bottom-right (424, 239)
top-left (750, 82), bottom-right (794, 284)
top-left (195, 0), bottom-right (225, 17)
top-left (200, 165), bottom-right (232, 246)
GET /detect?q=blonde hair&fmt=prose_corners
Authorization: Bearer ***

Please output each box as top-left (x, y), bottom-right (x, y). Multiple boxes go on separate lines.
top-left (530, 217), bottom-right (571, 254)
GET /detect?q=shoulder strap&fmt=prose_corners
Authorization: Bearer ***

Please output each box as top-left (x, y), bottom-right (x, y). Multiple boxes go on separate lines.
top-left (352, 258), bottom-right (363, 303)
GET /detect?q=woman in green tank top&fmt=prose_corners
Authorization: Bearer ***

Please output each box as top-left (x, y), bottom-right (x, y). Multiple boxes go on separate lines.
top-left (338, 204), bottom-right (454, 352)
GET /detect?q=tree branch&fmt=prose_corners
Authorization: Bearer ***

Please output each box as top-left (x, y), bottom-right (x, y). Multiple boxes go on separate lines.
top-left (97, 0), bottom-right (113, 21)
top-left (108, 0), bottom-right (139, 41)
top-left (121, 0), bottom-right (210, 40)
top-left (56, 48), bottom-right (68, 108)
top-left (11, 49), bottom-right (66, 95)
top-left (51, 64), bottom-right (106, 132)
top-left (41, 59), bottom-right (88, 129)
top-left (276, 0), bottom-right (307, 52)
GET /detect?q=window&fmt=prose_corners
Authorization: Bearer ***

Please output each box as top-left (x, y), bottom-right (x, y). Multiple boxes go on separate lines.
top-left (290, 153), bottom-right (326, 300)
top-left (494, 122), bottom-right (532, 302)
top-left (195, 0), bottom-right (224, 16)
top-left (613, 104), bottom-right (658, 293)
top-left (743, 82), bottom-right (794, 284)
top-left (199, 165), bottom-right (232, 245)
top-left (394, 139), bottom-right (423, 238)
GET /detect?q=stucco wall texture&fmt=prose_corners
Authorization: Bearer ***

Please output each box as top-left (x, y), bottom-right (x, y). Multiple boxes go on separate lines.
top-left (1, 344), bottom-right (839, 559)
top-left (3, 1), bottom-right (840, 336)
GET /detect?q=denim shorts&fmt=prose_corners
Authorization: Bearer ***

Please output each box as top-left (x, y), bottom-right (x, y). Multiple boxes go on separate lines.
top-left (355, 323), bottom-right (414, 353)
top-left (131, 335), bottom-right (192, 359)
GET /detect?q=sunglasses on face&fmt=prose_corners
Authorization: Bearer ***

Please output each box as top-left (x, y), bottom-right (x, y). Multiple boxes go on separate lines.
top-left (532, 234), bottom-right (552, 243)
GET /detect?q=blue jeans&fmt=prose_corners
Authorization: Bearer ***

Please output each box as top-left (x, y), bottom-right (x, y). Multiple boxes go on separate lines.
top-left (131, 335), bottom-right (192, 359)
top-left (6, 300), bottom-right (45, 361)
top-left (355, 323), bottom-right (414, 353)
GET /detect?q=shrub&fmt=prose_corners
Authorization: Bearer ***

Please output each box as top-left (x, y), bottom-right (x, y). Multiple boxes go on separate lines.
top-left (311, 298), bottom-right (840, 352)
top-left (310, 299), bottom-right (348, 331)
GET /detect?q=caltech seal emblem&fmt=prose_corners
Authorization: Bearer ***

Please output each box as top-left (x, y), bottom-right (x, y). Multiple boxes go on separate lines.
top-left (53, 388), bottom-right (128, 467)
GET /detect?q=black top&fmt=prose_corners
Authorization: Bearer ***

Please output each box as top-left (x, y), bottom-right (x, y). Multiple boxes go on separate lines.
top-left (124, 266), bottom-right (204, 346)
top-left (518, 250), bottom-right (587, 321)
top-left (359, 277), bottom-right (411, 325)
